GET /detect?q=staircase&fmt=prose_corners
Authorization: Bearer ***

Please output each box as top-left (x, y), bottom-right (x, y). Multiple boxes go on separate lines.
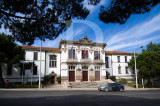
top-left (70, 81), bottom-right (108, 88)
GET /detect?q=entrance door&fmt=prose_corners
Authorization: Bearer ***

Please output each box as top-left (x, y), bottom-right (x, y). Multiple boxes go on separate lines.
top-left (95, 71), bottom-right (100, 81)
top-left (50, 76), bottom-right (55, 84)
top-left (82, 71), bottom-right (88, 81)
top-left (69, 71), bottom-right (75, 82)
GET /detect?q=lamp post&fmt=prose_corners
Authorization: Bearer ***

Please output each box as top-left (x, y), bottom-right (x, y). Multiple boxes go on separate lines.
top-left (134, 46), bottom-right (143, 89)
top-left (39, 39), bottom-right (42, 89)
top-left (20, 60), bottom-right (25, 85)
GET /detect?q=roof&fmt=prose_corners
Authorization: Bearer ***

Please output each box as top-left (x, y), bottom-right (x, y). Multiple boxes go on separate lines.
top-left (21, 46), bottom-right (133, 55)
top-left (21, 45), bottom-right (59, 52)
top-left (105, 51), bottom-right (133, 55)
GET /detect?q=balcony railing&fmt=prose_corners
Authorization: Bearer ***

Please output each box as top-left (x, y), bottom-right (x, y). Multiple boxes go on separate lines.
top-left (93, 59), bottom-right (104, 64)
top-left (66, 57), bottom-right (78, 63)
top-left (80, 58), bottom-right (91, 63)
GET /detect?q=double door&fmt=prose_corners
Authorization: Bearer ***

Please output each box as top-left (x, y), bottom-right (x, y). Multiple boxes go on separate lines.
top-left (82, 71), bottom-right (88, 81)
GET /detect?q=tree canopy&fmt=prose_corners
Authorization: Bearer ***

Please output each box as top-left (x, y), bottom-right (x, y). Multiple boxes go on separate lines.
top-left (128, 42), bottom-right (160, 79)
top-left (0, 33), bottom-right (25, 64)
top-left (0, 0), bottom-right (159, 45)
top-left (137, 51), bottom-right (160, 78)
top-left (0, 33), bottom-right (25, 86)
top-left (142, 42), bottom-right (160, 52)
top-left (99, 0), bottom-right (160, 24)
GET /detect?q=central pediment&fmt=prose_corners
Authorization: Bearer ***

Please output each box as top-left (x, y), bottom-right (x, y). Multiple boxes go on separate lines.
top-left (59, 36), bottom-right (107, 48)
top-left (78, 36), bottom-right (93, 44)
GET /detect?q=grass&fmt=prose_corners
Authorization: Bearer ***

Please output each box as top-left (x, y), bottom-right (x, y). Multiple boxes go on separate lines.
top-left (6, 82), bottom-right (39, 88)
top-left (127, 83), bottom-right (143, 88)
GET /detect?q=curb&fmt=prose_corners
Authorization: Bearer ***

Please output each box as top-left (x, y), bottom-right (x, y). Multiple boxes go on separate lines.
top-left (0, 88), bottom-right (160, 91)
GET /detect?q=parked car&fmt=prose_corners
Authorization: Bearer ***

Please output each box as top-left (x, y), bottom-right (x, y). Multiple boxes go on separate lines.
top-left (98, 83), bottom-right (124, 92)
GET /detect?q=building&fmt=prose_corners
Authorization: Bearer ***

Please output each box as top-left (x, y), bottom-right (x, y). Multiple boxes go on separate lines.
top-left (1, 36), bottom-right (134, 83)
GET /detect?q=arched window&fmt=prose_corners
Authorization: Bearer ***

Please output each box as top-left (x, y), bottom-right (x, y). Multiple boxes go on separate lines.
top-left (82, 66), bottom-right (88, 69)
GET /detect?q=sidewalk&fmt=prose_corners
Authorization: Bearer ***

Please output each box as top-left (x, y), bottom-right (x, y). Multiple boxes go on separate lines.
top-left (0, 85), bottom-right (160, 91)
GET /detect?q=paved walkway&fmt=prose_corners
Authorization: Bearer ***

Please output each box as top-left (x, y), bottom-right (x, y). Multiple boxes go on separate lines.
top-left (0, 84), bottom-right (160, 91)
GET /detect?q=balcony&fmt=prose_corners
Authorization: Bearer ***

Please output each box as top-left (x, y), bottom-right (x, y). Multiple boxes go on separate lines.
top-left (66, 57), bottom-right (78, 63)
top-left (80, 58), bottom-right (91, 63)
top-left (93, 59), bottom-right (104, 64)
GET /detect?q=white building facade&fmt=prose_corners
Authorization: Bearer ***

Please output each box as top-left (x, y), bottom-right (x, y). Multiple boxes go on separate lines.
top-left (2, 36), bottom-right (135, 83)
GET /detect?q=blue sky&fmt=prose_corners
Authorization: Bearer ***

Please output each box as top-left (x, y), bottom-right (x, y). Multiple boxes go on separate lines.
top-left (1, 0), bottom-right (160, 53)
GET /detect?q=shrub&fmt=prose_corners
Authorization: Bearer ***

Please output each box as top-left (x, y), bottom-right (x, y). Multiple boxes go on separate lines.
top-left (15, 84), bottom-right (38, 88)
top-left (8, 82), bottom-right (16, 88)
top-left (118, 78), bottom-right (127, 84)
top-left (127, 83), bottom-right (135, 88)
top-left (110, 76), bottom-right (116, 82)
top-left (145, 83), bottom-right (153, 88)
top-left (127, 83), bottom-right (143, 88)
top-left (41, 75), bottom-right (50, 85)
top-left (56, 76), bottom-right (61, 84)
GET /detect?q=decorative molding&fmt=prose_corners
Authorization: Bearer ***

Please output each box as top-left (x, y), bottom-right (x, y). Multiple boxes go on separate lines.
top-left (78, 36), bottom-right (93, 44)
top-left (59, 36), bottom-right (107, 48)
top-left (77, 68), bottom-right (81, 71)
top-left (90, 68), bottom-right (94, 71)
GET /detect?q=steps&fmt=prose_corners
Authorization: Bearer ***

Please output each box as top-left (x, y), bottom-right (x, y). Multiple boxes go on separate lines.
top-left (70, 81), bottom-right (108, 88)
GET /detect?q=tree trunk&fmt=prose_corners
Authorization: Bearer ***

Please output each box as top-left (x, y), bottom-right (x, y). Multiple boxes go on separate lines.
top-left (0, 63), bottom-right (5, 87)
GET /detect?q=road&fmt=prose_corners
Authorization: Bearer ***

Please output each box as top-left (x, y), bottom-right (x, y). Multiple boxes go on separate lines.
top-left (0, 90), bottom-right (160, 106)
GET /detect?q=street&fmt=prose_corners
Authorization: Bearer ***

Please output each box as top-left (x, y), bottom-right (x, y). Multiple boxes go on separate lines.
top-left (0, 90), bottom-right (160, 106)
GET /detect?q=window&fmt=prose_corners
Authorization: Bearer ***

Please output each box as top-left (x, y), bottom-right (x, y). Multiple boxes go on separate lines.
top-left (125, 56), bottom-right (127, 62)
top-left (33, 66), bottom-right (37, 75)
top-left (118, 66), bottom-right (121, 74)
top-left (125, 67), bottom-right (129, 74)
top-left (69, 49), bottom-right (75, 59)
top-left (105, 57), bottom-right (109, 68)
top-left (34, 52), bottom-right (38, 60)
top-left (82, 50), bottom-right (88, 59)
top-left (82, 66), bottom-right (88, 69)
top-left (68, 66), bottom-right (75, 70)
top-left (94, 51), bottom-right (100, 60)
top-left (95, 66), bottom-right (100, 70)
top-left (49, 55), bottom-right (56, 67)
top-left (117, 56), bottom-right (120, 62)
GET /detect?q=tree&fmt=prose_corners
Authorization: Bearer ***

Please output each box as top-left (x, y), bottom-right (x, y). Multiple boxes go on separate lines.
top-left (142, 42), bottom-right (160, 52)
top-left (0, 33), bottom-right (25, 86)
top-left (137, 51), bottom-right (160, 78)
top-left (128, 42), bottom-right (160, 85)
top-left (0, 0), bottom-right (159, 44)
top-left (0, 0), bottom-right (100, 45)
top-left (99, 0), bottom-right (160, 24)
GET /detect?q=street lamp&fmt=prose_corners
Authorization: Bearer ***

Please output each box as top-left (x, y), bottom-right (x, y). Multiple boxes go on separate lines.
top-left (39, 39), bottom-right (42, 89)
top-left (20, 60), bottom-right (25, 85)
top-left (134, 46), bottom-right (143, 89)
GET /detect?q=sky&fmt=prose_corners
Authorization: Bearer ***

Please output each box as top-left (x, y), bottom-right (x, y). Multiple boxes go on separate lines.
top-left (1, 0), bottom-right (160, 53)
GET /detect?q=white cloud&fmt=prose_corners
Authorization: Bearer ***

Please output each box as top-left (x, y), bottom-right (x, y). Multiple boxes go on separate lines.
top-left (106, 13), bottom-right (160, 51)
top-left (83, 0), bottom-right (108, 13)
top-left (40, 25), bottom-right (88, 48)
top-left (107, 36), bottom-right (160, 51)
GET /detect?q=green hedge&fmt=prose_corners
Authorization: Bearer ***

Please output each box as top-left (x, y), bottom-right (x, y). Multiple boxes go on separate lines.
top-left (110, 76), bottom-right (116, 82)
top-left (41, 75), bottom-right (51, 85)
top-left (127, 83), bottom-right (143, 88)
top-left (56, 76), bottom-right (61, 84)
top-left (118, 78), bottom-right (127, 84)
top-left (5, 82), bottom-right (38, 88)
